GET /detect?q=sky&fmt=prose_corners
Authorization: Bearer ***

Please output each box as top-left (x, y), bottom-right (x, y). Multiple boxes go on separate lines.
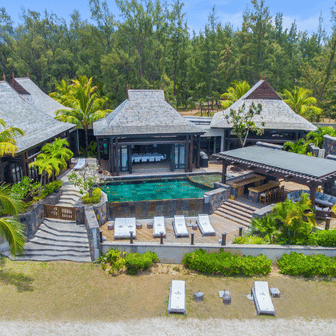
top-left (2, 0), bottom-right (336, 35)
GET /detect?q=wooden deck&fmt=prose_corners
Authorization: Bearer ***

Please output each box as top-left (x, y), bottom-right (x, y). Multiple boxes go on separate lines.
top-left (100, 214), bottom-right (246, 245)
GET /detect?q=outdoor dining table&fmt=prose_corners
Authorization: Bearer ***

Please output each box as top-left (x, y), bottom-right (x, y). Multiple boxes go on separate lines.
top-left (226, 174), bottom-right (266, 197)
top-left (248, 180), bottom-right (280, 203)
top-left (131, 153), bottom-right (166, 163)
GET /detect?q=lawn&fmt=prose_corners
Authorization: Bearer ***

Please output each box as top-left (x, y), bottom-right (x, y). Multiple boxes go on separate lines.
top-left (187, 174), bottom-right (222, 189)
top-left (1, 257), bottom-right (336, 321)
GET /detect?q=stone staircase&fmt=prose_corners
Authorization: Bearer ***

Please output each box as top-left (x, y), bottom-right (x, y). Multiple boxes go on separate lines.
top-left (214, 199), bottom-right (257, 227)
top-left (5, 184), bottom-right (92, 262)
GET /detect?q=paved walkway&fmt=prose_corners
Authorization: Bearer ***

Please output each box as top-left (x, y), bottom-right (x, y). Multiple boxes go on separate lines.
top-left (0, 318), bottom-right (335, 336)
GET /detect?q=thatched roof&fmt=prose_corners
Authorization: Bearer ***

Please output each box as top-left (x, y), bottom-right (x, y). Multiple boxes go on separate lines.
top-left (12, 77), bottom-right (71, 118)
top-left (93, 90), bottom-right (204, 137)
top-left (0, 81), bottom-right (74, 153)
top-left (210, 80), bottom-right (316, 132)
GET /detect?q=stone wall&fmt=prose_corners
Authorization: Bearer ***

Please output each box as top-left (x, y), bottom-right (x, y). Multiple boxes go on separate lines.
top-left (323, 135), bottom-right (336, 156)
top-left (101, 242), bottom-right (336, 264)
top-left (108, 198), bottom-right (205, 220)
top-left (204, 184), bottom-right (230, 214)
top-left (84, 208), bottom-right (100, 261)
top-left (19, 191), bottom-right (61, 240)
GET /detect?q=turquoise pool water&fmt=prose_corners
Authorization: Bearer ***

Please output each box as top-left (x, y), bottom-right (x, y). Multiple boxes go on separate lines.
top-left (101, 178), bottom-right (211, 202)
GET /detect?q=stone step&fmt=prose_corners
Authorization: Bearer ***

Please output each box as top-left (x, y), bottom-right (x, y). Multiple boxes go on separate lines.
top-left (220, 202), bottom-right (255, 215)
top-left (38, 225), bottom-right (88, 239)
top-left (56, 203), bottom-right (74, 208)
top-left (215, 207), bottom-right (252, 223)
top-left (24, 242), bottom-right (90, 253)
top-left (58, 197), bottom-right (79, 205)
top-left (225, 199), bottom-right (257, 212)
top-left (213, 211), bottom-right (251, 227)
top-left (22, 249), bottom-right (91, 257)
top-left (32, 231), bottom-right (90, 244)
top-left (43, 221), bottom-right (87, 234)
top-left (43, 218), bottom-right (77, 224)
top-left (14, 255), bottom-right (92, 263)
top-left (28, 238), bottom-right (90, 248)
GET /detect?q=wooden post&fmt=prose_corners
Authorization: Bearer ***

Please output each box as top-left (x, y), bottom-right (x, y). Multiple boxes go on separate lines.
top-left (97, 138), bottom-right (101, 166)
top-left (196, 136), bottom-right (201, 168)
top-left (185, 136), bottom-right (189, 172)
top-left (23, 152), bottom-right (29, 177)
top-left (0, 158), bottom-right (4, 182)
top-left (227, 130), bottom-right (231, 151)
top-left (110, 137), bottom-right (114, 175)
top-left (189, 135), bottom-right (193, 172)
top-left (222, 161), bottom-right (227, 184)
top-left (115, 138), bottom-right (119, 176)
top-left (309, 183), bottom-right (317, 207)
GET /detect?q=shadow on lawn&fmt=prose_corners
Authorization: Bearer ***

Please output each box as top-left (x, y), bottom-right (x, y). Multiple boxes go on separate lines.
top-left (0, 258), bottom-right (34, 292)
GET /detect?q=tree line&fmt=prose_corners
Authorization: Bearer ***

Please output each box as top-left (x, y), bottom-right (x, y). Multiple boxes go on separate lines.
top-left (1, 0), bottom-right (336, 119)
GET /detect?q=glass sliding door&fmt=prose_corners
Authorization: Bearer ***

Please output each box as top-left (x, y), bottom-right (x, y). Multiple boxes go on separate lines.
top-left (171, 144), bottom-right (186, 170)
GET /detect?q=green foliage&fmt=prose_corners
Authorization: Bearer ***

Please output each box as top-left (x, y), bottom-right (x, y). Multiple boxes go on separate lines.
top-left (221, 80), bottom-right (250, 109)
top-left (233, 235), bottom-right (268, 245)
top-left (224, 103), bottom-right (265, 147)
top-left (251, 214), bottom-right (279, 243)
top-left (79, 141), bottom-right (97, 158)
top-left (182, 249), bottom-right (272, 276)
top-left (98, 249), bottom-right (126, 273)
top-left (0, 118), bottom-right (24, 157)
top-left (40, 180), bottom-right (63, 198)
top-left (82, 188), bottom-right (101, 204)
top-left (124, 251), bottom-right (158, 274)
top-left (277, 252), bottom-right (336, 277)
top-left (308, 229), bottom-right (336, 247)
top-left (10, 177), bottom-right (40, 202)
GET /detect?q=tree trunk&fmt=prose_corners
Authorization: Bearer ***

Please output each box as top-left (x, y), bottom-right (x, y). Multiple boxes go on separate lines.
top-left (85, 128), bottom-right (89, 156)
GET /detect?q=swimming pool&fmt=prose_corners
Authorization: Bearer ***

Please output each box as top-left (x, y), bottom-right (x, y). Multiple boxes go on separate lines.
top-left (101, 178), bottom-right (211, 202)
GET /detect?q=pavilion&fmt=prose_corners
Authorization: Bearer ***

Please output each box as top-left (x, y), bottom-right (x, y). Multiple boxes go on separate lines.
top-left (0, 79), bottom-right (75, 184)
top-left (210, 79), bottom-right (316, 151)
top-left (93, 89), bottom-right (205, 175)
top-left (214, 144), bottom-right (336, 206)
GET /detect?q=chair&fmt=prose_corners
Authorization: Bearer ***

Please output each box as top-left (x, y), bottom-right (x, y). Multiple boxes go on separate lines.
top-left (251, 281), bottom-right (276, 317)
top-left (279, 186), bottom-right (285, 201)
top-left (259, 191), bottom-right (270, 205)
top-left (114, 217), bottom-right (136, 239)
top-left (197, 214), bottom-right (216, 236)
top-left (73, 158), bottom-right (86, 171)
top-left (153, 216), bottom-right (166, 238)
top-left (173, 215), bottom-right (189, 237)
top-left (168, 280), bottom-right (186, 315)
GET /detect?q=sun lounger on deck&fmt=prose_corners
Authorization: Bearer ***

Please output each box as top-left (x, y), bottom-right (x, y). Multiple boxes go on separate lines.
top-left (173, 215), bottom-right (189, 237)
top-left (252, 281), bottom-right (276, 317)
top-left (197, 214), bottom-right (216, 236)
top-left (73, 158), bottom-right (86, 171)
top-left (168, 280), bottom-right (186, 315)
top-left (114, 217), bottom-right (136, 239)
top-left (153, 216), bottom-right (166, 238)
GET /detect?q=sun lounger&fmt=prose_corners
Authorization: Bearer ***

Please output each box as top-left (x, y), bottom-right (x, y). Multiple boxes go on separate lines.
top-left (73, 158), bottom-right (86, 171)
top-left (153, 216), bottom-right (166, 238)
top-left (114, 217), bottom-right (136, 239)
top-left (251, 281), bottom-right (276, 317)
top-left (197, 214), bottom-right (216, 236)
top-left (168, 280), bottom-right (186, 315)
top-left (173, 215), bottom-right (189, 237)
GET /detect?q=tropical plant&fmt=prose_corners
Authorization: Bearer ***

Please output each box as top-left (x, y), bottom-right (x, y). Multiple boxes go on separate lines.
top-left (224, 102), bottom-right (264, 147)
top-left (41, 138), bottom-right (73, 167)
top-left (283, 86), bottom-right (322, 121)
top-left (0, 118), bottom-right (24, 157)
top-left (0, 183), bottom-right (25, 255)
top-left (10, 176), bottom-right (40, 202)
top-left (251, 214), bottom-right (279, 243)
top-left (29, 154), bottom-right (62, 194)
top-left (53, 76), bottom-right (111, 153)
top-left (283, 138), bottom-right (311, 155)
top-left (220, 80), bottom-right (250, 109)
top-left (306, 126), bottom-right (336, 148)
top-left (49, 79), bottom-right (73, 105)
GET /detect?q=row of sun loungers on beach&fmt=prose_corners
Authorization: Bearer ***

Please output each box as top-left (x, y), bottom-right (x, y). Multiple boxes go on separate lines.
top-left (168, 280), bottom-right (277, 316)
top-left (113, 214), bottom-right (216, 240)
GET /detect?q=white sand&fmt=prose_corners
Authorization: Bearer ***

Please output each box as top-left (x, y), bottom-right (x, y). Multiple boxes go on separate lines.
top-left (1, 318), bottom-right (336, 336)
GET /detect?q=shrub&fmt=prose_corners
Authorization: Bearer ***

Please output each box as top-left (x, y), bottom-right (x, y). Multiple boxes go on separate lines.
top-left (182, 249), bottom-right (272, 276)
top-left (98, 249), bottom-right (126, 273)
top-left (307, 229), bottom-right (336, 247)
top-left (233, 235), bottom-right (267, 244)
top-left (40, 180), bottom-right (63, 198)
top-left (124, 251), bottom-right (158, 274)
top-left (277, 252), bottom-right (336, 277)
top-left (11, 176), bottom-right (40, 202)
top-left (82, 188), bottom-right (101, 204)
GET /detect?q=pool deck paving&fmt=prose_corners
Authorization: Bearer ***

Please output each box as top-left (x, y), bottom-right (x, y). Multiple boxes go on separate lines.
top-left (100, 213), bottom-right (243, 244)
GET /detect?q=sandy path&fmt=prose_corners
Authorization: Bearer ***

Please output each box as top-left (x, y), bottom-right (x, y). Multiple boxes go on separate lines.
top-left (1, 318), bottom-right (336, 336)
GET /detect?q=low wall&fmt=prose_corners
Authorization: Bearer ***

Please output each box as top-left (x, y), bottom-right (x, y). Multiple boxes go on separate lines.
top-left (323, 135), bottom-right (336, 156)
top-left (101, 242), bottom-right (336, 264)
top-left (84, 208), bottom-right (100, 261)
top-left (108, 198), bottom-right (205, 220)
top-left (204, 185), bottom-right (230, 214)
top-left (19, 191), bottom-right (61, 240)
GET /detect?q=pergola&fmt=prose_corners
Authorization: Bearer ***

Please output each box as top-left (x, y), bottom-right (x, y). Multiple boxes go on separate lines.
top-left (213, 145), bottom-right (336, 206)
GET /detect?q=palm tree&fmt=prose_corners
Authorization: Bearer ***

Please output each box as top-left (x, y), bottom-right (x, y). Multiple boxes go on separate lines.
top-left (49, 79), bottom-right (74, 105)
top-left (283, 138), bottom-right (311, 155)
top-left (54, 76), bottom-right (111, 153)
top-left (0, 184), bottom-right (25, 255)
top-left (220, 81), bottom-right (250, 109)
top-left (283, 86), bottom-right (322, 121)
top-left (0, 118), bottom-right (24, 157)
top-left (30, 154), bottom-right (62, 194)
top-left (41, 138), bottom-right (73, 167)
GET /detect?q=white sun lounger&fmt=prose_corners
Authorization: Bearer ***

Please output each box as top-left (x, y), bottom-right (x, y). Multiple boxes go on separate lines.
top-left (252, 281), bottom-right (276, 317)
top-left (73, 158), bottom-right (86, 171)
top-left (114, 217), bottom-right (136, 239)
top-left (197, 214), bottom-right (216, 236)
top-left (168, 280), bottom-right (186, 315)
top-left (173, 215), bottom-right (189, 237)
top-left (153, 216), bottom-right (166, 238)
